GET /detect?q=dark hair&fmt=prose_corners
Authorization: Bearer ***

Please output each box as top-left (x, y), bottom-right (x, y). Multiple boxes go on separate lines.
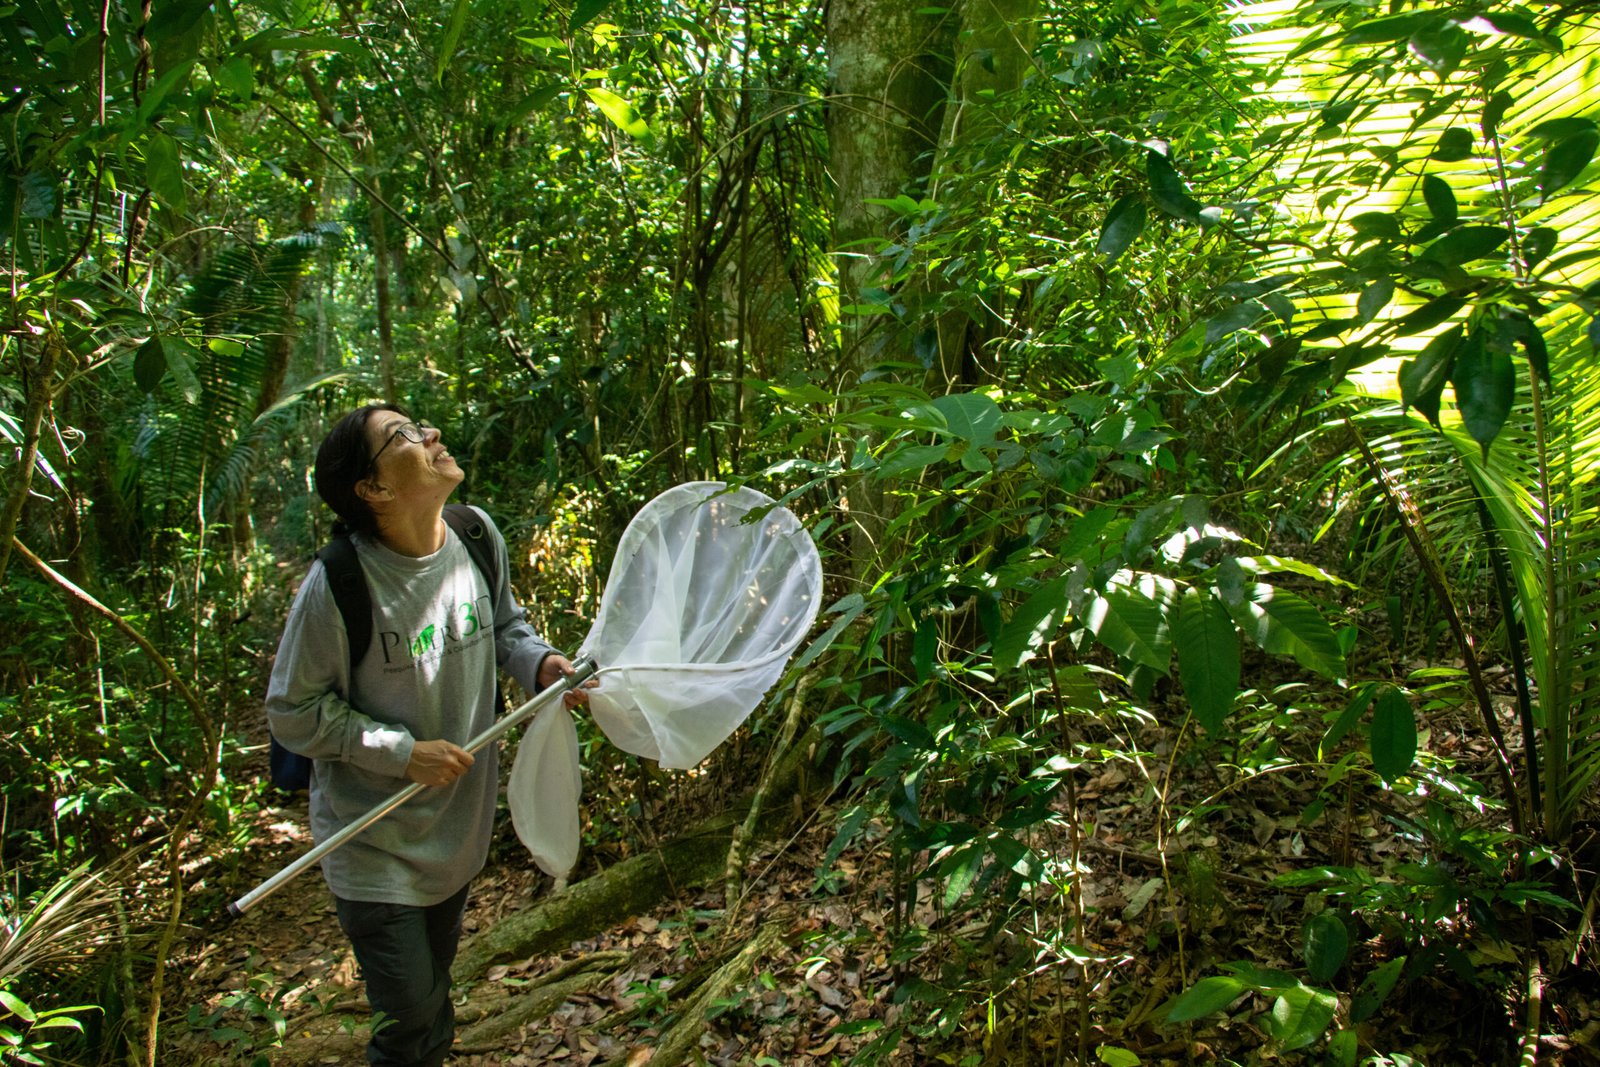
top-left (314, 403), bottom-right (408, 538)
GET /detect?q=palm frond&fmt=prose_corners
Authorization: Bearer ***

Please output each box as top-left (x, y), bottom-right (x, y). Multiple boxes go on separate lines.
top-left (201, 369), bottom-right (352, 518)
top-left (140, 228), bottom-right (341, 527)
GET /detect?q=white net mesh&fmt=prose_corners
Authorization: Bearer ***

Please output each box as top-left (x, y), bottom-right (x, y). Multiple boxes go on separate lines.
top-left (509, 482), bottom-right (823, 876)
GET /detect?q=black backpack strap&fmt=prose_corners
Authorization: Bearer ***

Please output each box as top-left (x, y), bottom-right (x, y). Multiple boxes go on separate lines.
top-left (444, 503), bottom-right (508, 714)
top-left (315, 535), bottom-right (373, 672)
top-left (444, 503), bottom-right (503, 600)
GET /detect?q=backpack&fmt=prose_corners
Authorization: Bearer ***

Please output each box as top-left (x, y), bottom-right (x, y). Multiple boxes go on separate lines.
top-left (268, 504), bottom-right (504, 792)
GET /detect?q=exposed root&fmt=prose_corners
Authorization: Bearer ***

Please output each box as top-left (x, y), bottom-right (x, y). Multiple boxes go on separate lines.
top-left (456, 950), bottom-right (632, 1049)
top-left (599, 922), bottom-right (786, 1067)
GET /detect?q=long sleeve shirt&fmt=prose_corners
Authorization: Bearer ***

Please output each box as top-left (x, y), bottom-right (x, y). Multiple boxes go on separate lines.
top-left (265, 506), bottom-right (555, 905)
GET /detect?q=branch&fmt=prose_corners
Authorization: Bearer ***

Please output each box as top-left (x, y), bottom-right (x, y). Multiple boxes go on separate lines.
top-left (0, 337), bottom-right (61, 585)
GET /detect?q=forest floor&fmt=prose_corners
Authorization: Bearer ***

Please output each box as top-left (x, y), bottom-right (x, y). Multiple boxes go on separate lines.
top-left (166, 703), bottom-right (1600, 1067)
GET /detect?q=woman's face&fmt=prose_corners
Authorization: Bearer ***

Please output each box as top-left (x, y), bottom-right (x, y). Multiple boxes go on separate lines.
top-left (360, 410), bottom-right (464, 511)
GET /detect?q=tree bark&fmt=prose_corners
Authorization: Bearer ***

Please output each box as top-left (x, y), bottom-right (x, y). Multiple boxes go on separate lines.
top-left (826, 0), bottom-right (955, 575)
top-left (452, 812), bottom-right (742, 980)
top-left (454, 723), bottom-right (818, 982)
top-left (0, 334), bottom-right (61, 585)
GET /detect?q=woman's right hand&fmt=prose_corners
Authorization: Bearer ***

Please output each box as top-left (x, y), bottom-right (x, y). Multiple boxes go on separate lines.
top-left (405, 739), bottom-right (474, 786)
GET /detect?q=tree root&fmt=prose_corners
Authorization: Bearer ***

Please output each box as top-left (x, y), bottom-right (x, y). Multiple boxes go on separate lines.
top-left (456, 950), bottom-right (632, 1050)
top-left (455, 724), bottom-right (816, 982)
top-left (600, 922), bottom-right (786, 1067)
top-left (454, 810), bottom-right (748, 981)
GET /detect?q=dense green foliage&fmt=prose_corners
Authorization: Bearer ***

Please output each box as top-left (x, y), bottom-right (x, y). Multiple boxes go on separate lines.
top-left (4, 0), bottom-right (1599, 1061)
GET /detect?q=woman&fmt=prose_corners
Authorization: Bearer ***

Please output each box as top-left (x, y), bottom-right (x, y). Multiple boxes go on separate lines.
top-left (266, 404), bottom-right (587, 1067)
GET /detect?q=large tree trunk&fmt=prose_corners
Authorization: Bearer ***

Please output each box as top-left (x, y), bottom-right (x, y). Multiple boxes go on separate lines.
top-left (826, 0), bottom-right (954, 575)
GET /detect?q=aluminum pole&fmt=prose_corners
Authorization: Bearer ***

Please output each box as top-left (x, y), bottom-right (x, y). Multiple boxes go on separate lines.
top-left (228, 656), bottom-right (598, 919)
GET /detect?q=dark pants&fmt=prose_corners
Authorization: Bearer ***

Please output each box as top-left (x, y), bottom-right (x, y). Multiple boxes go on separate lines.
top-left (335, 884), bottom-right (470, 1067)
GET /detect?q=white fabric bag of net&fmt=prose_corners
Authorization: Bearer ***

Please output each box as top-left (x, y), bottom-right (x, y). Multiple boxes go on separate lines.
top-left (508, 482), bottom-right (823, 877)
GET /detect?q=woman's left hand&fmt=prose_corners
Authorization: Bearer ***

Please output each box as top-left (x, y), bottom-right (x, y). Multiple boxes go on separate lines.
top-left (539, 654), bottom-right (597, 708)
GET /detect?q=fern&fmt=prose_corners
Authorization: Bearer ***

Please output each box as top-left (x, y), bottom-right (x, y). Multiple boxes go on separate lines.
top-left (139, 227), bottom-right (345, 527)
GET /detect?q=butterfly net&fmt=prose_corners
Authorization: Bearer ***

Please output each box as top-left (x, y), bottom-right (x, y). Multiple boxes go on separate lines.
top-left (509, 482), bottom-right (823, 876)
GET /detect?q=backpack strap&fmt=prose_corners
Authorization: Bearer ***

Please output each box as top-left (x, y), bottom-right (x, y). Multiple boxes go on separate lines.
top-left (444, 504), bottom-right (503, 601)
top-left (316, 507), bottom-right (504, 677)
top-left (316, 535), bottom-right (372, 673)
top-left (443, 504), bottom-right (508, 714)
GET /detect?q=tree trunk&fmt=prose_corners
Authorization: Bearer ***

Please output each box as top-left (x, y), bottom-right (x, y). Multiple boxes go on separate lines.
top-left (826, 0), bottom-right (955, 576)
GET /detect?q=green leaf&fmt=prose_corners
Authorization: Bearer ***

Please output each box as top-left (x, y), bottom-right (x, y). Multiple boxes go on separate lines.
top-left (1423, 225), bottom-right (1507, 267)
top-left (940, 843), bottom-right (984, 908)
top-left (1393, 295), bottom-right (1463, 336)
top-left (1356, 278), bottom-right (1393, 324)
top-left (927, 392), bottom-right (1002, 443)
top-left (1175, 588), bottom-right (1239, 732)
top-left (1226, 583), bottom-right (1345, 679)
top-left (1166, 976), bottom-right (1247, 1022)
top-left (1431, 127), bottom-right (1474, 161)
top-left (216, 54), bottom-right (254, 99)
top-left (1086, 582), bottom-right (1172, 671)
top-left (20, 170), bottom-right (56, 219)
top-left (1266, 985), bottom-right (1337, 1051)
top-left (1492, 312), bottom-right (1549, 382)
top-left (1303, 911), bottom-right (1349, 983)
top-left (238, 29), bottom-right (361, 56)
top-left (0, 991), bottom-right (35, 1023)
top-left (1096, 1047), bottom-right (1141, 1067)
top-left (1352, 956), bottom-right (1406, 1021)
top-left (1408, 21), bottom-right (1466, 77)
top-left (1328, 1029), bottom-right (1359, 1067)
top-left (1146, 149), bottom-right (1202, 222)
top-left (1459, 10), bottom-right (1562, 47)
top-left (1370, 685), bottom-right (1417, 782)
top-left (144, 133), bottom-right (189, 214)
top-left (794, 595), bottom-right (865, 672)
top-left (1206, 301), bottom-right (1265, 344)
top-left (913, 621), bottom-right (936, 682)
top-left (1482, 90), bottom-right (1514, 142)
top-left (1343, 12), bottom-right (1432, 44)
top-left (1349, 212), bottom-right (1400, 241)
top-left (1322, 683), bottom-right (1376, 755)
top-left (1523, 227), bottom-right (1558, 267)
top-left (877, 443), bottom-right (949, 478)
top-left (569, 0), bottom-right (612, 31)
top-left (1539, 131), bottom-right (1598, 203)
top-left (584, 86), bottom-right (649, 139)
top-left (1422, 175), bottom-right (1457, 223)
top-left (435, 0), bottom-right (472, 85)
top-left (1529, 117), bottom-right (1598, 141)
top-left (134, 336), bottom-right (168, 393)
top-left (1451, 330), bottom-right (1514, 456)
top-left (995, 576), bottom-right (1069, 671)
top-left (164, 338), bottom-right (202, 404)
top-left (1097, 195), bottom-right (1146, 264)
top-left (1398, 325), bottom-right (1461, 426)
top-left (135, 58), bottom-right (197, 124)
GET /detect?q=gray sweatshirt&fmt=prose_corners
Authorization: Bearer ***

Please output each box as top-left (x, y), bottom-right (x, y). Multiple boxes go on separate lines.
top-left (265, 506), bottom-right (555, 905)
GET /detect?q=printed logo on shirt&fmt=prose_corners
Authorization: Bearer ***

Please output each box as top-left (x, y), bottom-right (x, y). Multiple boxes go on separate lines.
top-left (378, 593), bottom-right (494, 670)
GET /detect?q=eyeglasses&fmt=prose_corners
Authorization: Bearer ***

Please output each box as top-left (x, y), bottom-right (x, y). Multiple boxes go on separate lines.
top-left (368, 420), bottom-right (431, 474)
